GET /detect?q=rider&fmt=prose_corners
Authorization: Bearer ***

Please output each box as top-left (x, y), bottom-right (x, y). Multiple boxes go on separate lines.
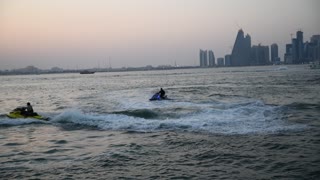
top-left (25, 102), bottom-right (34, 115)
top-left (159, 88), bottom-right (166, 98)
top-left (27, 102), bottom-right (33, 113)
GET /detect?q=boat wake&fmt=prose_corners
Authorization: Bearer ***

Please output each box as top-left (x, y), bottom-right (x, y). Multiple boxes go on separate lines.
top-left (0, 116), bottom-right (48, 127)
top-left (53, 99), bottom-right (306, 134)
top-left (0, 99), bottom-right (307, 134)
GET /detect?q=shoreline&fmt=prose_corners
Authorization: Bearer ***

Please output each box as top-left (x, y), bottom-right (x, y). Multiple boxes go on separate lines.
top-left (0, 64), bottom-right (309, 76)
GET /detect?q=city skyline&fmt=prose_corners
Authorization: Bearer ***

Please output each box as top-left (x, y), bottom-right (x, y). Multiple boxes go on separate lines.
top-left (199, 28), bottom-right (319, 67)
top-left (0, 0), bottom-right (319, 70)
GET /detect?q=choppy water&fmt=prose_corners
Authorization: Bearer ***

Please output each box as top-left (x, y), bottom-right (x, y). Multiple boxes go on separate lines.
top-left (0, 65), bottom-right (319, 179)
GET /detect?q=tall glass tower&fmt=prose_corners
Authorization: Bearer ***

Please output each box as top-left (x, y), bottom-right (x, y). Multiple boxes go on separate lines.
top-left (231, 29), bottom-right (251, 66)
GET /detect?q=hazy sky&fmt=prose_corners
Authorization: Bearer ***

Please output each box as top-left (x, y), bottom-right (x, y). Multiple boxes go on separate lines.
top-left (0, 0), bottom-right (319, 69)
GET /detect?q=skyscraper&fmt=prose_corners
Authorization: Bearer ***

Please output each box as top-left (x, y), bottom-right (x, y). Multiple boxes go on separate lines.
top-left (224, 55), bottom-right (231, 66)
top-left (290, 31), bottom-right (305, 64)
top-left (286, 31), bottom-right (320, 64)
top-left (204, 50), bottom-right (208, 67)
top-left (251, 44), bottom-right (270, 65)
top-left (310, 35), bottom-right (320, 61)
top-left (208, 50), bottom-right (215, 67)
top-left (297, 31), bottom-right (304, 61)
top-left (284, 44), bottom-right (293, 64)
top-left (231, 29), bottom-right (251, 66)
top-left (305, 35), bottom-right (320, 62)
top-left (199, 49), bottom-right (208, 67)
top-left (271, 43), bottom-right (279, 63)
top-left (292, 38), bottom-right (298, 63)
top-left (217, 57), bottom-right (224, 66)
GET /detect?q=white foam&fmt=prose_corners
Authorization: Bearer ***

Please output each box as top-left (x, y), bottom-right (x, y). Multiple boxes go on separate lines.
top-left (0, 117), bottom-right (47, 126)
top-left (50, 100), bottom-right (306, 135)
top-left (274, 66), bottom-right (288, 71)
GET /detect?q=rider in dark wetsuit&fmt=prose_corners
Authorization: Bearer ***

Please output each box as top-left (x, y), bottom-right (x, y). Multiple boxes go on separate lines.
top-left (25, 102), bottom-right (34, 116)
top-left (159, 88), bottom-right (166, 99)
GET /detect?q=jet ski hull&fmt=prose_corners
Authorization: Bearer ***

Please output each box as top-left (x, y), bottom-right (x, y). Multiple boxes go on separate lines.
top-left (7, 111), bottom-right (48, 121)
top-left (149, 93), bottom-right (168, 101)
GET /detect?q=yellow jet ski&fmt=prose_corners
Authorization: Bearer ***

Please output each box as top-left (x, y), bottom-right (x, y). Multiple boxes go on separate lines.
top-left (7, 107), bottom-right (48, 121)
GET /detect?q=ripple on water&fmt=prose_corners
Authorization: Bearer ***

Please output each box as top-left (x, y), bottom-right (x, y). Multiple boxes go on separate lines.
top-left (48, 139), bottom-right (68, 144)
top-left (44, 148), bottom-right (73, 154)
top-left (4, 142), bottom-right (24, 146)
top-left (55, 140), bottom-right (68, 144)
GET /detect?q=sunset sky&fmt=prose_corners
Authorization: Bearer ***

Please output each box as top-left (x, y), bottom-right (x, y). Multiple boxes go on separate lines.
top-left (0, 0), bottom-right (319, 69)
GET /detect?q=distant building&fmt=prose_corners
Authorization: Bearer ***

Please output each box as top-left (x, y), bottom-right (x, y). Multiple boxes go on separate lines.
top-left (251, 44), bottom-right (270, 65)
top-left (297, 31), bottom-right (304, 61)
top-left (308, 35), bottom-right (320, 61)
top-left (217, 57), bottom-right (224, 66)
top-left (231, 29), bottom-right (251, 66)
top-left (292, 38), bottom-right (299, 63)
top-left (225, 54), bottom-right (232, 66)
top-left (200, 49), bottom-right (216, 67)
top-left (203, 50), bottom-right (208, 67)
top-left (284, 44), bottom-right (293, 64)
top-left (208, 50), bottom-right (215, 67)
top-left (284, 30), bottom-right (317, 64)
top-left (12, 66), bottom-right (41, 74)
top-left (199, 49), bottom-right (208, 67)
top-left (271, 43), bottom-right (279, 63)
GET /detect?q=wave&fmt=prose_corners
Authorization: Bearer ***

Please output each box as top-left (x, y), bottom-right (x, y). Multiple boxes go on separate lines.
top-left (0, 117), bottom-right (47, 127)
top-left (285, 102), bottom-right (320, 110)
top-left (49, 100), bottom-right (306, 134)
top-left (0, 100), bottom-right (307, 134)
top-left (113, 109), bottom-right (159, 119)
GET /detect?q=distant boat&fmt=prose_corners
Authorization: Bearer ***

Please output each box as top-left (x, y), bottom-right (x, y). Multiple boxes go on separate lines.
top-left (80, 70), bottom-right (95, 74)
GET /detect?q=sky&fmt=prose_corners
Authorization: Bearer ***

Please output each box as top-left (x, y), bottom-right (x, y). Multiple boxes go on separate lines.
top-left (0, 0), bottom-right (319, 70)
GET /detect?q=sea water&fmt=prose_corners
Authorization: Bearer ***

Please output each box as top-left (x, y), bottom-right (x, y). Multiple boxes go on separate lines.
top-left (0, 65), bottom-right (319, 179)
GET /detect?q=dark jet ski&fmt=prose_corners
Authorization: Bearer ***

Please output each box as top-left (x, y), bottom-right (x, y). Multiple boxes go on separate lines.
top-left (7, 107), bottom-right (48, 121)
top-left (149, 93), bottom-right (168, 101)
